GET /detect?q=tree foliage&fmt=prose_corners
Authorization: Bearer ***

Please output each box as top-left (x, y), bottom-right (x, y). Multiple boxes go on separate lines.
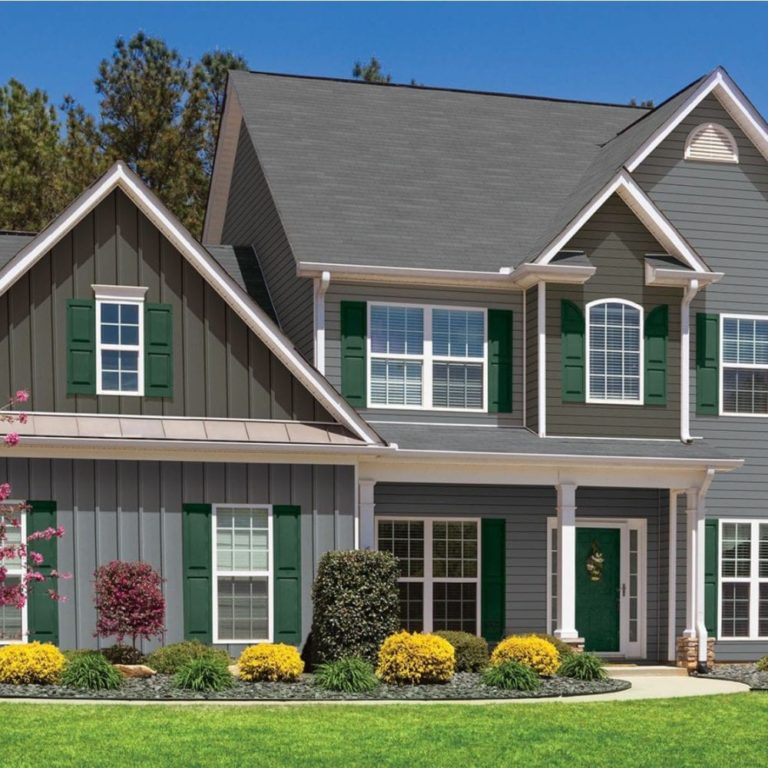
top-left (352, 56), bottom-right (392, 84)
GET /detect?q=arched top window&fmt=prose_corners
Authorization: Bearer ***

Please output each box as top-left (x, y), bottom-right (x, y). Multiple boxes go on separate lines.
top-left (586, 299), bottom-right (643, 404)
top-left (684, 123), bottom-right (739, 164)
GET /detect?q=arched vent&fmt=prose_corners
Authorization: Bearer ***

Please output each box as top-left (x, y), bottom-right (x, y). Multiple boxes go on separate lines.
top-left (684, 123), bottom-right (738, 163)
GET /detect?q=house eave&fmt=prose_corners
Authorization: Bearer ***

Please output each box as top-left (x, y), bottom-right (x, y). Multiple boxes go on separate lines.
top-left (510, 263), bottom-right (596, 289)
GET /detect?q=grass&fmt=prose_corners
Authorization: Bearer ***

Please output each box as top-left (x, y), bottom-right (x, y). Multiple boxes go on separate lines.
top-left (1, 693), bottom-right (766, 767)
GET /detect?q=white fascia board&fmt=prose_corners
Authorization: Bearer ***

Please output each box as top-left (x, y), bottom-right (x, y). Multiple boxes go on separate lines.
top-left (644, 262), bottom-right (724, 288)
top-left (0, 162), bottom-right (382, 446)
top-left (511, 263), bottom-right (596, 289)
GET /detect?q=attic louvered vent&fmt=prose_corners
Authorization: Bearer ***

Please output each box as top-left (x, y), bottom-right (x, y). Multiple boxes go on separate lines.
top-left (684, 123), bottom-right (738, 163)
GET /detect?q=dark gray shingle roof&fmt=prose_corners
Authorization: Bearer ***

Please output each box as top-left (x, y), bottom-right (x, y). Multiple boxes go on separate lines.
top-left (0, 232), bottom-right (35, 268)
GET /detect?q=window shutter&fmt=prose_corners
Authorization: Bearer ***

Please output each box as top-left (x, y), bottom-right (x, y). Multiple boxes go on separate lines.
top-left (144, 303), bottom-right (173, 398)
top-left (488, 309), bottom-right (513, 414)
top-left (704, 519), bottom-right (719, 636)
top-left (481, 518), bottom-right (506, 642)
top-left (696, 313), bottom-right (719, 415)
top-left (644, 304), bottom-right (669, 405)
top-left (273, 505), bottom-right (302, 646)
top-left (182, 503), bottom-right (212, 644)
top-left (26, 500), bottom-right (59, 644)
top-left (340, 301), bottom-right (367, 407)
top-left (561, 300), bottom-right (585, 402)
top-left (66, 299), bottom-right (96, 395)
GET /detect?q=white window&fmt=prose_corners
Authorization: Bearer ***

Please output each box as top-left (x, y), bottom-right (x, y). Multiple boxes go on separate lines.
top-left (213, 505), bottom-right (273, 644)
top-left (94, 285), bottom-right (147, 396)
top-left (684, 123), bottom-right (739, 164)
top-left (720, 520), bottom-right (768, 640)
top-left (586, 299), bottom-right (643, 404)
top-left (376, 518), bottom-right (480, 634)
top-left (368, 303), bottom-right (486, 411)
top-left (720, 315), bottom-right (768, 416)
top-left (0, 509), bottom-right (26, 644)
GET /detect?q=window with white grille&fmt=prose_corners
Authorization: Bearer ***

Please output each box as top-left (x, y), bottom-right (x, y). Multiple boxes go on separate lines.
top-left (721, 315), bottom-right (768, 415)
top-left (684, 123), bottom-right (738, 164)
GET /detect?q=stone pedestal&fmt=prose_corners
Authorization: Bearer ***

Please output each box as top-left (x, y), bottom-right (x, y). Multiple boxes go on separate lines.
top-left (561, 637), bottom-right (585, 654)
top-left (676, 636), bottom-right (715, 672)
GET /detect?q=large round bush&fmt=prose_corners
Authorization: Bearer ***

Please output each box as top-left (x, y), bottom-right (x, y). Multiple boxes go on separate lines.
top-left (376, 631), bottom-right (455, 685)
top-left (238, 644), bottom-right (304, 682)
top-left (490, 635), bottom-right (560, 676)
top-left (434, 630), bottom-right (489, 672)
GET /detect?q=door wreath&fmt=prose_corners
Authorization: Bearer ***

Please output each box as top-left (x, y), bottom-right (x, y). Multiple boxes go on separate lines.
top-left (586, 540), bottom-right (604, 582)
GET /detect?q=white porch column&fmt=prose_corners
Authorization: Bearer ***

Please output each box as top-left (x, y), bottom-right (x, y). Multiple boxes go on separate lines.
top-left (683, 486), bottom-right (699, 639)
top-left (537, 281), bottom-right (547, 437)
top-left (554, 482), bottom-right (579, 641)
top-left (667, 490), bottom-right (679, 662)
top-left (358, 479), bottom-right (377, 550)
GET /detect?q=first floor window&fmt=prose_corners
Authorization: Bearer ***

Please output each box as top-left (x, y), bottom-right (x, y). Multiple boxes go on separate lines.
top-left (721, 315), bottom-right (768, 415)
top-left (720, 520), bottom-right (768, 639)
top-left (0, 511), bottom-right (25, 644)
top-left (376, 518), bottom-right (479, 634)
top-left (213, 505), bottom-right (271, 642)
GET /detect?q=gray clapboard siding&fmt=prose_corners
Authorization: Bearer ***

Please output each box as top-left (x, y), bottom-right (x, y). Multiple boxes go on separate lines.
top-left (374, 483), bottom-right (666, 660)
top-left (325, 282), bottom-right (523, 426)
top-left (220, 121), bottom-right (314, 361)
top-left (545, 195), bottom-right (682, 438)
top-left (2, 457), bottom-right (355, 654)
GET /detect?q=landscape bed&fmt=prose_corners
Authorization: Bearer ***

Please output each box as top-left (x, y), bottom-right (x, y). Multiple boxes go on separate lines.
top-left (699, 664), bottom-right (768, 691)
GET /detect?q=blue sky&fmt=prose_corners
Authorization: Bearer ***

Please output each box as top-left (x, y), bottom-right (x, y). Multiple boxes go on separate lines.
top-left (3, 2), bottom-right (768, 113)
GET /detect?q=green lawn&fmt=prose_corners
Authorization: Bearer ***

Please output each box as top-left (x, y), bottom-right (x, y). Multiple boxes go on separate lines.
top-left (2, 694), bottom-right (766, 768)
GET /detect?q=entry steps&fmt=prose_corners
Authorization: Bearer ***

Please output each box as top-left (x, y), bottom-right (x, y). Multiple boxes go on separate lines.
top-left (603, 664), bottom-right (688, 678)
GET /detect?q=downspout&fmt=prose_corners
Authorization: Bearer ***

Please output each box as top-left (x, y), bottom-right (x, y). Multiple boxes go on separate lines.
top-left (313, 270), bottom-right (331, 374)
top-left (538, 281), bottom-right (547, 437)
top-left (680, 279), bottom-right (700, 443)
top-left (696, 468), bottom-right (716, 670)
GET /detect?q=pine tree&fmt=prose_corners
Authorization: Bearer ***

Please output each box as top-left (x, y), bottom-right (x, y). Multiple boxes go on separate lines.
top-left (352, 56), bottom-right (392, 84)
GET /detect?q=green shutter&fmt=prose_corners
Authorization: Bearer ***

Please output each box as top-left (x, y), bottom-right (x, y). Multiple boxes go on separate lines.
top-left (696, 313), bottom-right (720, 415)
top-left (273, 505), bottom-right (302, 646)
top-left (182, 503), bottom-right (212, 644)
top-left (340, 301), bottom-right (367, 407)
top-left (644, 304), bottom-right (669, 405)
top-left (561, 300), bottom-right (585, 402)
top-left (705, 519), bottom-right (719, 636)
top-left (488, 309), bottom-right (513, 414)
top-left (144, 303), bottom-right (174, 398)
top-left (481, 518), bottom-right (506, 642)
top-left (66, 299), bottom-right (96, 395)
top-left (26, 500), bottom-right (59, 645)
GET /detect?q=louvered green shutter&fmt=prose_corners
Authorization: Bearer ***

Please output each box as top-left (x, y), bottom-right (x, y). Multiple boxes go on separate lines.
top-left (27, 500), bottom-right (59, 644)
top-left (488, 309), bottom-right (513, 413)
top-left (273, 505), bottom-right (302, 645)
top-left (561, 300), bottom-right (585, 402)
top-left (481, 518), bottom-right (506, 642)
top-left (144, 303), bottom-right (173, 398)
top-left (66, 299), bottom-right (96, 395)
top-left (645, 305), bottom-right (669, 405)
top-left (182, 503), bottom-right (212, 644)
top-left (340, 301), bottom-right (367, 407)
top-left (696, 313), bottom-right (720, 415)
top-left (705, 519), bottom-right (719, 636)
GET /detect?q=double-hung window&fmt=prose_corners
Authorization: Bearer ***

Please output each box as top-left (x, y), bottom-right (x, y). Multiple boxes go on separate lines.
top-left (368, 304), bottom-right (486, 410)
top-left (213, 505), bottom-right (272, 643)
top-left (721, 315), bottom-right (768, 416)
top-left (586, 299), bottom-right (643, 404)
top-left (376, 518), bottom-right (480, 634)
top-left (0, 510), bottom-right (26, 644)
top-left (720, 520), bottom-right (768, 639)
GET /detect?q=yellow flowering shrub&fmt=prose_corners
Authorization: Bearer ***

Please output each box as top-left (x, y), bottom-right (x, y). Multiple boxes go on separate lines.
top-left (238, 643), bottom-right (304, 682)
top-left (376, 631), bottom-right (455, 685)
top-left (490, 635), bottom-right (560, 676)
top-left (0, 642), bottom-right (66, 685)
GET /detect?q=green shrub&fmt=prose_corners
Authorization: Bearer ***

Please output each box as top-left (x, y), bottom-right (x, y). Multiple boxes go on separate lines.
top-left (482, 660), bottom-right (541, 691)
top-left (100, 644), bottom-right (145, 665)
top-left (146, 641), bottom-right (231, 674)
top-left (530, 634), bottom-right (576, 660)
top-left (174, 656), bottom-right (234, 693)
top-left (62, 649), bottom-right (100, 663)
top-left (61, 653), bottom-right (123, 690)
top-left (558, 652), bottom-right (607, 681)
top-left (311, 550), bottom-right (401, 664)
top-left (434, 631), bottom-right (489, 672)
top-left (314, 657), bottom-right (379, 693)
top-left (756, 656), bottom-right (768, 672)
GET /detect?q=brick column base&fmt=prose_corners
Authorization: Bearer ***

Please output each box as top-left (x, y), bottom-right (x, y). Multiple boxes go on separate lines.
top-left (676, 636), bottom-right (715, 672)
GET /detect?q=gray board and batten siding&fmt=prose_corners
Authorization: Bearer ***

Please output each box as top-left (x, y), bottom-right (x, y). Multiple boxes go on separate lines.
top-left (0, 188), bottom-right (332, 423)
top-left (2, 457), bottom-right (355, 655)
top-left (545, 194), bottom-right (682, 439)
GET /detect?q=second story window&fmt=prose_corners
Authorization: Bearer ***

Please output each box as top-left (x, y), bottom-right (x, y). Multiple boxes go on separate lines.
top-left (586, 299), bottom-right (643, 404)
top-left (721, 315), bottom-right (768, 416)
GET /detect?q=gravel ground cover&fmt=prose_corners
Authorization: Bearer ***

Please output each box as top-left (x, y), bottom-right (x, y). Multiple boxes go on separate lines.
top-left (699, 664), bottom-right (768, 690)
top-left (0, 672), bottom-right (629, 701)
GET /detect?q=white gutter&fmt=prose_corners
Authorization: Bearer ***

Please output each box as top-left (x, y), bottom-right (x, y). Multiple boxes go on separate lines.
top-left (538, 282), bottom-right (547, 437)
top-left (681, 279), bottom-right (700, 443)
top-left (313, 271), bottom-right (331, 373)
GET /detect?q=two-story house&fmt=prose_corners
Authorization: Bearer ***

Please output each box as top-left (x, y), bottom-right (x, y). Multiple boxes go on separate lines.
top-left (2, 66), bottom-right (766, 669)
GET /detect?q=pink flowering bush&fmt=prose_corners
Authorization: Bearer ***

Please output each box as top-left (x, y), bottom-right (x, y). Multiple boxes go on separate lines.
top-left (94, 560), bottom-right (166, 648)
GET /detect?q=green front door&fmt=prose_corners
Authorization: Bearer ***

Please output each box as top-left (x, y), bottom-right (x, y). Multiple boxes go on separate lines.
top-left (575, 527), bottom-right (620, 653)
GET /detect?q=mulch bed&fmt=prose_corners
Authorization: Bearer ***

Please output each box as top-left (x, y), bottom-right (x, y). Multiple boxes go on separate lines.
top-left (0, 673), bottom-right (630, 701)
top-left (698, 664), bottom-right (768, 691)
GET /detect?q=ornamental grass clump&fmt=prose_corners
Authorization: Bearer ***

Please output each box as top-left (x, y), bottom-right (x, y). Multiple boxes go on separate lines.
top-left (482, 660), bottom-right (541, 691)
top-left (61, 652), bottom-right (122, 690)
top-left (146, 640), bottom-right (231, 675)
top-left (490, 635), bottom-right (560, 677)
top-left (558, 652), bottom-right (607, 681)
top-left (0, 642), bottom-right (66, 685)
top-left (376, 631), bottom-right (455, 685)
top-left (314, 656), bottom-right (379, 693)
top-left (238, 644), bottom-right (304, 682)
top-left (757, 656), bottom-right (768, 672)
top-left (174, 656), bottom-right (234, 693)
top-left (434, 631), bottom-right (489, 672)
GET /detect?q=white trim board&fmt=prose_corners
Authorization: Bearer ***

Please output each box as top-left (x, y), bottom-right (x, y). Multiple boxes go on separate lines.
top-left (0, 161), bottom-right (381, 446)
